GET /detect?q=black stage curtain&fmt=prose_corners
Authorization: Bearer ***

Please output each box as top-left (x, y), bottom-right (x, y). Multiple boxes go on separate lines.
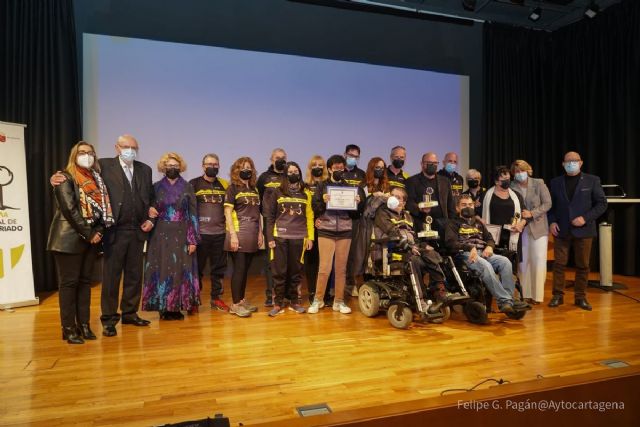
top-left (482, 0), bottom-right (640, 276)
top-left (0, 0), bottom-right (81, 291)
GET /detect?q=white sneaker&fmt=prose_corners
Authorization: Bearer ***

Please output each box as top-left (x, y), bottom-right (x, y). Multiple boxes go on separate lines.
top-left (307, 300), bottom-right (325, 314)
top-left (332, 301), bottom-right (352, 314)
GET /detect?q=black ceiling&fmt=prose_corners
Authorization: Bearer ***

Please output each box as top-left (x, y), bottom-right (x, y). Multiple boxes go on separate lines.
top-left (292, 0), bottom-right (622, 31)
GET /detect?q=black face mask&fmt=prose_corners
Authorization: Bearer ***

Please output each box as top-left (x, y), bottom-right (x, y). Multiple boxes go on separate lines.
top-left (239, 169), bottom-right (253, 181)
top-left (373, 168), bottom-right (385, 179)
top-left (205, 167), bottom-right (218, 178)
top-left (331, 170), bottom-right (344, 182)
top-left (499, 179), bottom-right (510, 189)
top-left (287, 173), bottom-right (301, 184)
top-left (467, 179), bottom-right (479, 189)
top-left (424, 164), bottom-right (438, 175)
top-left (392, 159), bottom-right (404, 169)
top-left (461, 207), bottom-right (476, 218)
top-left (311, 167), bottom-right (323, 177)
top-left (165, 168), bottom-right (180, 180)
top-left (274, 158), bottom-right (286, 172)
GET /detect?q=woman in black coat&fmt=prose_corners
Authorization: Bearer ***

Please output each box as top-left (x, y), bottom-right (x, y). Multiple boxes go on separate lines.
top-left (47, 141), bottom-right (114, 344)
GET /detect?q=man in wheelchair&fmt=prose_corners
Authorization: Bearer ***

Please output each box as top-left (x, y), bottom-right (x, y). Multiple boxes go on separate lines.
top-left (444, 194), bottom-right (530, 314)
top-left (373, 187), bottom-right (449, 312)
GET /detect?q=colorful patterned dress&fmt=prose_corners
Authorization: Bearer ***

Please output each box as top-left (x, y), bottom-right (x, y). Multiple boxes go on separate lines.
top-left (142, 177), bottom-right (200, 312)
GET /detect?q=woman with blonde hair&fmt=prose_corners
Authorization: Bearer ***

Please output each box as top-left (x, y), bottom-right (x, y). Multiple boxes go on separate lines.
top-left (303, 155), bottom-right (327, 303)
top-left (142, 152), bottom-right (200, 320)
top-left (510, 159), bottom-right (552, 304)
top-left (48, 141), bottom-right (114, 343)
top-left (224, 156), bottom-right (263, 317)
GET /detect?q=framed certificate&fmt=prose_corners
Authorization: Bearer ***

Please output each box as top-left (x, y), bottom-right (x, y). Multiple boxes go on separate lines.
top-left (326, 186), bottom-right (358, 210)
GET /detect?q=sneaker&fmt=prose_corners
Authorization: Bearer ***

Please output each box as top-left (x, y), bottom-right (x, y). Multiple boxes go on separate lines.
top-left (499, 303), bottom-right (515, 314)
top-left (288, 303), bottom-right (306, 314)
top-left (241, 299), bottom-right (258, 312)
top-left (332, 301), bottom-right (352, 314)
top-left (307, 300), bottom-right (325, 314)
top-left (210, 299), bottom-right (230, 312)
top-left (268, 306), bottom-right (285, 317)
top-left (230, 303), bottom-right (252, 318)
top-left (351, 287), bottom-right (359, 297)
top-left (264, 297), bottom-right (274, 307)
top-left (513, 300), bottom-right (531, 310)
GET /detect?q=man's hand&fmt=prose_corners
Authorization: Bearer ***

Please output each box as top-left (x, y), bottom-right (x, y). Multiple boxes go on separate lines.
top-left (141, 220), bottom-right (154, 233)
top-left (187, 244), bottom-right (196, 255)
top-left (148, 207), bottom-right (159, 218)
top-left (50, 171), bottom-right (66, 187)
top-left (268, 241), bottom-right (276, 249)
top-left (323, 193), bottom-right (330, 203)
top-left (306, 240), bottom-right (314, 251)
top-left (550, 222), bottom-right (560, 237)
top-left (469, 247), bottom-right (478, 263)
top-left (482, 246), bottom-right (493, 258)
top-left (411, 245), bottom-right (421, 256)
top-left (571, 216), bottom-right (586, 227)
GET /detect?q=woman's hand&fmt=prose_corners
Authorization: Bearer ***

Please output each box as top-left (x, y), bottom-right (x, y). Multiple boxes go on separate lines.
top-left (229, 234), bottom-right (239, 252)
top-left (258, 233), bottom-right (264, 249)
top-left (187, 244), bottom-right (196, 255)
top-left (522, 209), bottom-right (533, 219)
top-left (306, 240), bottom-right (314, 251)
top-left (148, 207), bottom-right (159, 218)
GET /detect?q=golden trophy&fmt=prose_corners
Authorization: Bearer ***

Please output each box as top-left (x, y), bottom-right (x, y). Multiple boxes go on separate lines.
top-left (418, 216), bottom-right (439, 239)
top-left (418, 187), bottom-right (439, 209)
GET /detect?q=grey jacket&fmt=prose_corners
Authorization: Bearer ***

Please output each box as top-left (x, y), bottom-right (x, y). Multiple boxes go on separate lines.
top-left (511, 177), bottom-right (552, 240)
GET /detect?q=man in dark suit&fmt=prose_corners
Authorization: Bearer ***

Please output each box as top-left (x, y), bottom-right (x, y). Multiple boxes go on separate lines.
top-left (547, 151), bottom-right (607, 311)
top-left (406, 152), bottom-right (456, 234)
top-left (51, 134), bottom-right (155, 336)
top-left (98, 135), bottom-right (155, 334)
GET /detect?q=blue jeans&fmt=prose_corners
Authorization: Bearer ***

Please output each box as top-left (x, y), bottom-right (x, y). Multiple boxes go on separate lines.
top-left (458, 252), bottom-right (515, 307)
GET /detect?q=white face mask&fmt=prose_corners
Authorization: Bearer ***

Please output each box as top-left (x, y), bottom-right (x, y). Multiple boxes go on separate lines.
top-left (77, 154), bottom-right (95, 169)
top-left (387, 196), bottom-right (400, 210)
top-left (515, 171), bottom-right (528, 183)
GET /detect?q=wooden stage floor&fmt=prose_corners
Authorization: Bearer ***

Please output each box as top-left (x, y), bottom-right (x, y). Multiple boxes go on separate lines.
top-left (1, 272), bottom-right (639, 426)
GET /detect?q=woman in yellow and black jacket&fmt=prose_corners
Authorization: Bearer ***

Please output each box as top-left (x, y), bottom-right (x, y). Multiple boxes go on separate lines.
top-left (264, 161), bottom-right (314, 316)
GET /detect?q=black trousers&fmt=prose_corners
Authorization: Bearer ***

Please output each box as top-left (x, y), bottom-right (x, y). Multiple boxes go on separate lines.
top-left (344, 218), bottom-right (361, 297)
top-left (229, 251), bottom-right (255, 304)
top-left (271, 238), bottom-right (305, 306)
top-left (410, 248), bottom-right (446, 287)
top-left (196, 233), bottom-right (227, 299)
top-left (54, 246), bottom-right (98, 328)
top-left (100, 229), bottom-right (145, 326)
top-left (304, 240), bottom-right (319, 303)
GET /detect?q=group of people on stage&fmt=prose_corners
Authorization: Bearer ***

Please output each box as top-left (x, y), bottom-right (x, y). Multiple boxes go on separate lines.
top-left (47, 136), bottom-right (607, 344)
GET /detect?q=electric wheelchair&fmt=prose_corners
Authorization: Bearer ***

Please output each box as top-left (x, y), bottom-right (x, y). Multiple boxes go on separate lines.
top-left (357, 236), bottom-right (451, 329)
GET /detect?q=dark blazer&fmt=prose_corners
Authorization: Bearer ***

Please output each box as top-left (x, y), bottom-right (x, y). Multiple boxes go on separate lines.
top-left (405, 173), bottom-right (456, 232)
top-left (98, 157), bottom-right (154, 241)
top-left (547, 172), bottom-right (607, 239)
top-left (47, 172), bottom-right (104, 253)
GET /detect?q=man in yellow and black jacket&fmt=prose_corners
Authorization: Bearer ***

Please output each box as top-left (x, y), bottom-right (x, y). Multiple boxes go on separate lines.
top-left (189, 154), bottom-right (229, 312)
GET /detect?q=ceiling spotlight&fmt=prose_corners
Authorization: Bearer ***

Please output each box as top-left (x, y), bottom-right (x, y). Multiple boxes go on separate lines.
top-left (585, 2), bottom-right (600, 18)
top-left (528, 7), bottom-right (542, 22)
top-left (462, 0), bottom-right (477, 12)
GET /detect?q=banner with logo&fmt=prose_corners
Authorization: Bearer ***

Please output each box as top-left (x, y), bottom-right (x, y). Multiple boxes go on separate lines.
top-left (0, 121), bottom-right (38, 308)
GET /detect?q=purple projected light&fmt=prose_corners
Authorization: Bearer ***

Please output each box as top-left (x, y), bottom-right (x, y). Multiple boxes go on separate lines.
top-left (83, 34), bottom-right (468, 181)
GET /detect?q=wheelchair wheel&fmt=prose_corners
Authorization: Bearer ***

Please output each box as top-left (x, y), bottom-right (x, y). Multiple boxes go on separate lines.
top-left (429, 306), bottom-right (451, 324)
top-left (505, 309), bottom-right (527, 320)
top-left (463, 301), bottom-right (488, 325)
top-left (387, 304), bottom-right (413, 329)
top-left (358, 283), bottom-right (381, 317)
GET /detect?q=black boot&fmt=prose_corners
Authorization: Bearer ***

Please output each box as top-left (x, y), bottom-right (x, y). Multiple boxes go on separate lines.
top-left (78, 323), bottom-right (97, 340)
top-left (548, 295), bottom-right (564, 308)
top-left (62, 326), bottom-right (84, 344)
